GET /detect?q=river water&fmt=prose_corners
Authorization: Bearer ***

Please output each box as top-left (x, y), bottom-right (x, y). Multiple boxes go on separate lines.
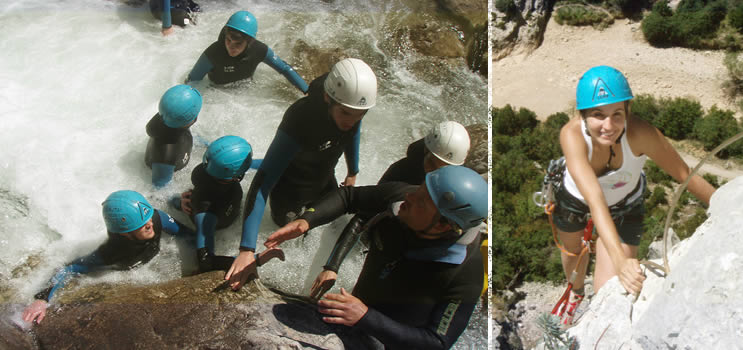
top-left (0, 0), bottom-right (488, 348)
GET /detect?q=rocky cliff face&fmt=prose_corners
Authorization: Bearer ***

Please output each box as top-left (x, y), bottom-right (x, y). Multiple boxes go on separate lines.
top-left (564, 176), bottom-right (743, 349)
top-left (492, 0), bottom-right (555, 60)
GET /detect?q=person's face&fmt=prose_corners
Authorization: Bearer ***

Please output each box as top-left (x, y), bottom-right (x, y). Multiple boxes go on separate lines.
top-left (224, 30), bottom-right (249, 57)
top-left (582, 101), bottom-right (627, 146)
top-left (123, 219), bottom-right (155, 241)
top-left (423, 149), bottom-right (448, 173)
top-left (325, 94), bottom-right (367, 131)
top-left (398, 185), bottom-right (441, 234)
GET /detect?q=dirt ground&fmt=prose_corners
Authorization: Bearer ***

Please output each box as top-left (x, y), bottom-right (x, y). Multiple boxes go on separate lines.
top-left (492, 18), bottom-right (735, 120)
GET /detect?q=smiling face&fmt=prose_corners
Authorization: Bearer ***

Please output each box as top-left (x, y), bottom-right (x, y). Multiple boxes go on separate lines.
top-left (582, 101), bottom-right (627, 146)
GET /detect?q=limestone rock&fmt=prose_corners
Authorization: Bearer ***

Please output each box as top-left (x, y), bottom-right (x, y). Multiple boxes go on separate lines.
top-left (464, 123), bottom-right (488, 175)
top-left (492, 0), bottom-right (555, 61)
top-left (563, 176), bottom-right (743, 349)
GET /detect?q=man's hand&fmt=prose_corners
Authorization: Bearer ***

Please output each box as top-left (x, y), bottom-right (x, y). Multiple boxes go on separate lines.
top-left (22, 300), bottom-right (48, 325)
top-left (310, 270), bottom-right (337, 301)
top-left (317, 288), bottom-right (368, 326)
top-left (225, 250), bottom-right (257, 291)
top-left (618, 258), bottom-right (645, 296)
top-left (180, 190), bottom-right (193, 215)
top-left (264, 219), bottom-right (309, 249)
top-left (340, 174), bottom-right (357, 187)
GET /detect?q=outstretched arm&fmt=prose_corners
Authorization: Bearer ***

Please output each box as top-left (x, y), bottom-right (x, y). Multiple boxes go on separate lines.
top-left (226, 130), bottom-right (299, 290)
top-left (186, 52), bottom-right (213, 83)
top-left (560, 120), bottom-right (644, 295)
top-left (263, 47), bottom-right (309, 94)
top-left (158, 209), bottom-right (196, 238)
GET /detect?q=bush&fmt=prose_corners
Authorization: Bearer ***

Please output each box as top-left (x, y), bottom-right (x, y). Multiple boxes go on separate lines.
top-left (693, 106), bottom-right (740, 157)
top-left (673, 207), bottom-right (708, 240)
top-left (641, 11), bottom-right (674, 46)
top-left (555, 5), bottom-right (613, 28)
top-left (654, 97), bottom-right (703, 139)
top-left (631, 94), bottom-right (660, 124)
top-left (652, 0), bottom-right (673, 17)
top-left (646, 186), bottom-right (668, 210)
top-left (642, 0), bottom-right (728, 48)
top-left (545, 112), bottom-right (570, 131)
top-left (729, 3), bottom-right (743, 33)
top-left (645, 160), bottom-right (673, 184)
top-left (493, 105), bottom-right (539, 136)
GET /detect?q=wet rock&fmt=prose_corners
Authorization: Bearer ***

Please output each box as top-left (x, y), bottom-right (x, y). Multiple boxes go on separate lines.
top-left (464, 123), bottom-right (488, 175)
top-left (291, 40), bottom-right (347, 82)
top-left (20, 272), bottom-right (381, 349)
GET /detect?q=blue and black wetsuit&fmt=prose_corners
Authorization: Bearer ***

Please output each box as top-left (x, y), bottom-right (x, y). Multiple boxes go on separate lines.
top-left (186, 29), bottom-right (308, 93)
top-left (299, 182), bottom-right (483, 349)
top-left (239, 74), bottom-right (361, 252)
top-left (33, 210), bottom-right (194, 302)
top-left (378, 138), bottom-right (426, 185)
top-left (149, 0), bottom-right (200, 29)
top-left (145, 113), bottom-right (193, 187)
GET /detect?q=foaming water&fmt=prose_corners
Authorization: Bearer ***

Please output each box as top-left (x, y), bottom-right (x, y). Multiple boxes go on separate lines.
top-left (0, 0), bottom-right (487, 347)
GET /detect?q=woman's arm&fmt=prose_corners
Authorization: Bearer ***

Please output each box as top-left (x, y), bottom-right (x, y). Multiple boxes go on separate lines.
top-left (560, 120), bottom-right (644, 294)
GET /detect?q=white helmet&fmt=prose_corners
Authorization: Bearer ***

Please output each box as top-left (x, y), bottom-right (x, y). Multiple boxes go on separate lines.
top-left (424, 121), bottom-right (470, 165)
top-left (324, 58), bottom-right (377, 110)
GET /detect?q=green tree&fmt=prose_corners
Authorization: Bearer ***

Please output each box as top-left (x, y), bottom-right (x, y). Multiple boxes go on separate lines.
top-left (630, 94), bottom-right (660, 124)
top-left (693, 106), bottom-right (739, 157)
top-left (494, 105), bottom-right (539, 136)
top-left (654, 97), bottom-right (703, 139)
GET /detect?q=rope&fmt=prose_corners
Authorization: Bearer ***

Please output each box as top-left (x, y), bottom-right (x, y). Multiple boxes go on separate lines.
top-left (660, 130), bottom-right (743, 275)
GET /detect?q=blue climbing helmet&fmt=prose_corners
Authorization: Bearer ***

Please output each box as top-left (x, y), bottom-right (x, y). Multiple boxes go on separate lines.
top-left (225, 11), bottom-right (258, 38)
top-left (203, 135), bottom-right (253, 181)
top-left (576, 65), bottom-right (633, 110)
top-left (425, 165), bottom-right (487, 231)
top-left (159, 85), bottom-right (203, 128)
top-left (102, 190), bottom-right (154, 234)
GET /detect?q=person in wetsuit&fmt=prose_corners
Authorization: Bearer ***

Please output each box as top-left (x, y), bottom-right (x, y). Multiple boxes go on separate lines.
top-left (309, 120), bottom-right (473, 299)
top-left (145, 84), bottom-right (202, 188)
top-left (172, 135), bottom-right (258, 273)
top-left (223, 58), bottom-right (378, 291)
top-left (185, 10), bottom-right (308, 93)
top-left (264, 165), bottom-right (487, 349)
top-left (149, 0), bottom-right (201, 36)
top-left (22, 190), bottom-right (195, 325)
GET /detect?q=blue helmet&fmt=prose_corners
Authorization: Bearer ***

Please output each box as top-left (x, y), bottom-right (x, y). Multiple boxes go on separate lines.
top-left (203, 135), bottom-right (253, 180)
top-left (102, 190), bottom-right (154, 234)
top-left (225, 11), bottom-right (258, 38)
top-left (425, 165), bottom-right (487, 231)
top-left (159, 85), bottom-right (202, 128)
top-left (576, 65), bottom-right (633, 110)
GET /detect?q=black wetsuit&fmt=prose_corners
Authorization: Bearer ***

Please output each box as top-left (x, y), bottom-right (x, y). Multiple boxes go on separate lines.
top-left (189, 163), bottom-right (243, 229)
top-left (34, 210), bottom-right (193, 302)
top-left (299, 183), bottom-right (483, 349)
top-left (377, 138), bottom-right (426, 185)
top-left (144, 113), bottom-right (193, 172)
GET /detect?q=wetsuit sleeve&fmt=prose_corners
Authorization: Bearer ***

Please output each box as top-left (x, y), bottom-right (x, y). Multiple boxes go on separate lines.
top-left (161, 0), bottom-right (172, 29)
top-left (186, 52), bottom-right (213, 83)
top-left (152, 163), bottom-right (175, 188)
top-left (33, 251), bottom-right (107, 302)
top-left (299, 182), bottom-right (412, 229)
top-left (343, 122), bottom-right (361, 176)
top-left (323, 214), bottom-right (364, 272)
top-left (355, 300), bottom-right (477, 350)
top-left (240, 130), bottom-right (300, 251)
top-left (249, 158), bottom-right (263, 170)
top-left (263, 47), bottom-right (309, 94)
top-left (157, 209), bottom-right (195, 238)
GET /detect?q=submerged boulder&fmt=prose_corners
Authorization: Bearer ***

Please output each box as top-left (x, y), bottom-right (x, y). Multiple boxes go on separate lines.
top-left (12, 272), bottom-right (381, 349)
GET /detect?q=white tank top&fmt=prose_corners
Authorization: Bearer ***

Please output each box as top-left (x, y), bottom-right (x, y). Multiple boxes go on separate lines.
top-left (563, 119), bottom-right (647, 207)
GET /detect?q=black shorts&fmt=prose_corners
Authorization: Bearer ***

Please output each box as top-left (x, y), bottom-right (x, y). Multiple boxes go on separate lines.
top-left (553, 189), bottom-right (646, 246)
